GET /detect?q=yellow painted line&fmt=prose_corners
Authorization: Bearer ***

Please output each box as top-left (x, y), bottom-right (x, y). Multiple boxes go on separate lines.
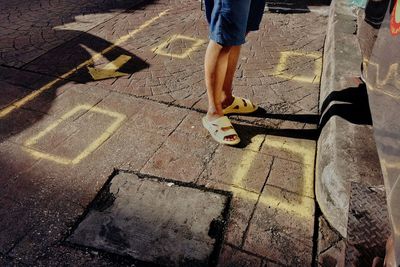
top-left (364, 61), bottom-right (400, 100)
top-left (265, 136), bottom-right (315, 198)
top-left (23, 104), bottom-right (126, 165)
top-left (152, 34), bottom-right (206, 59)
top-left (88, 54), bottom-right (131, 80)
top-left (272, 51), bottom-right (322, 84)
top-left (0, 9), bottom-right (170, 118)
top-left (230, 135), bottom-right (315, 218)
top-left (232, 135), bottom-right (264, 188)
top-left (231, 186), bottom-right (315, 218)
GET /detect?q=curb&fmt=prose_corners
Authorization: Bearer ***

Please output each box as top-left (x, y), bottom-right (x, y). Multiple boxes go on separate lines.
top-left (316, 0), bottom-right (383, 239)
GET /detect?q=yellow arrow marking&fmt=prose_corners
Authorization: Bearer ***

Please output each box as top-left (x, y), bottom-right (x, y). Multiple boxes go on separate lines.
top-left (87, 55), bottom-right (131, 80)
top-left (0, 9), bottom-right (169, 118)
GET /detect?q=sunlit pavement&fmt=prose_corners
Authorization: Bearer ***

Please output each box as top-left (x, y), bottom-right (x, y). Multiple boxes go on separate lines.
top-left (0, 0), bottom-right (329, 266)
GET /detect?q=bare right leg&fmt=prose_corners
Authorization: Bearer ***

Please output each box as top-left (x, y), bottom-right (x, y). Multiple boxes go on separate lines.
top-left (204, 40), bottom-right (237, 142)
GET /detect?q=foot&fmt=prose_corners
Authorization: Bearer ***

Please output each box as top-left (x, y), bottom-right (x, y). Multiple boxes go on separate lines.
top-left (203, 115), bottom-right (240, 145)
top-left (221, 95), bottom-right (235, 109)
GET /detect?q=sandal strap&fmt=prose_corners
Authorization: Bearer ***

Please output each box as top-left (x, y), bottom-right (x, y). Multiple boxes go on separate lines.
top-left (210, 116), bottom-right (234, 128)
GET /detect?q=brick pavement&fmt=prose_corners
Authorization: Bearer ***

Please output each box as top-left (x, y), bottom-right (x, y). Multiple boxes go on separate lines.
top-left (0, 0), bottom-right (328, 266)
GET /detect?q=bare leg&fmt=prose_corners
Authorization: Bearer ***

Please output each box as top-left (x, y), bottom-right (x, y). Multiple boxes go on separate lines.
top-left (204, 40), bottom-right (237, 141)
top-left (221, 45), bottom-right (241, 108)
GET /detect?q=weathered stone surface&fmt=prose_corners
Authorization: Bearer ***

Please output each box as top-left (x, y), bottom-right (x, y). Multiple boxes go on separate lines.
top-left (316, 0), bottom-right (383, 237)
top-left (202, 145), bottom-right (273, 193)
top-left (142, 130), bottom-right (218, 183)
top-left (217, 245), bottom-right (263, 267)
top-left (243, 185), bottom-right (315, 266)
top-left (68, 172), bottom-right (229, 267)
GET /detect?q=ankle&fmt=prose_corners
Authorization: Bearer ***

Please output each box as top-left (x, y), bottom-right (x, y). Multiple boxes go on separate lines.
top-left (222, 95), bottom-right (234, 108)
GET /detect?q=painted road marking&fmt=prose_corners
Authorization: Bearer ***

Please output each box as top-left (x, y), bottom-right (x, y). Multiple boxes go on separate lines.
top-left (230, 135), bottom-right (315, 218)
top-left (273, 51), bottom-right (322, 84)
top-left (88, 55), bottom-right (131, 80)
top-left (23, 104), bottom-right (126, 165)
top-left (152, 34), bottom-right (206, 59)
top-left (364, 60), bottom-right (400, 99)
top-left (0, 9), bottom-right (170, 118)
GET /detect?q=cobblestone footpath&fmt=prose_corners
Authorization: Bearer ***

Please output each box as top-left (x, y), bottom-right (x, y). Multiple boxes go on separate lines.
top-left (0, 0), bottom-right (328, 266)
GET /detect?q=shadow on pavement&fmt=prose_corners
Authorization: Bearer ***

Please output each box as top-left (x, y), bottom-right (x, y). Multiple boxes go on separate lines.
top-left (0, 0), bottom-right (154, 263)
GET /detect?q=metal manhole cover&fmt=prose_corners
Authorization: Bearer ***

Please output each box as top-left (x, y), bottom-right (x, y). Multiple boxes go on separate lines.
top-left (67, 172), bottom-right (231, 267)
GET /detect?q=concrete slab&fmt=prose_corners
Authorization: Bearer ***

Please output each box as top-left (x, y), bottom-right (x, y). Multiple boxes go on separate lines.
top-left (142, 130), bottom-right (218, 183)
top-left (201, 145), bottom-right (273, 193)
top-left (68, 172), bottom-right (231, 267)
top-left (243, 185), bottom-right (315, 266)
top-left (217, 245), bottom-right (263, 267)
top-left (196, 178), bottom-right (259, 247)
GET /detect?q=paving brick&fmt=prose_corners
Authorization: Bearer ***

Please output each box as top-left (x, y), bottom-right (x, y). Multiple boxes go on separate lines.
top-left (0, 66), bottom-right (53, 90)
top-left (201, 145), bottom-right (273, 193)
top-left (175, 111), bottom-right (209, 138)
top-left (142, 130), bottom-right (218, 183)
top-left (0, 197), bottom-right (34, 254)
top-left (7, 113), bottom-right (78, 151)
top-left (127, 100), bottom-right (188, 136)
top-left (0, 141), bottom-right (40, 193)
top-left (243, 185), bottom-right (315, 266)
top-left (196, 176), bottom-right (258, 247)
top-left (266, 157), bottom-right (314, 199)
top-left (0, 0), bottom-right (144, 67)
top-left (0, 108), bottom-right (47, 143)
top-left (217, 245), bottom-right (262, 267)
top-left (0, 81), bottom-right (33, 109)
top-left (261, 259), bottom-right (286, 267)
top-left (260, 135), bottom-right (316, 164)
top-left (83, 124), bottom-right (167, 173)
top-left (24, 83), bottom-right (110, 118)
top-left (7, 200), bottom-right (84, 264)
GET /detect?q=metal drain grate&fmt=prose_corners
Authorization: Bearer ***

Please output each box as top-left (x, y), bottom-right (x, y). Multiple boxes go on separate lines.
top-left (345, 182), bottom-right (391, 266)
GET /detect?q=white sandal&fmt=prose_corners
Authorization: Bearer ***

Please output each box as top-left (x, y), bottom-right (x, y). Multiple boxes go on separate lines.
top-left (202, 116), bottom-right (240, 145)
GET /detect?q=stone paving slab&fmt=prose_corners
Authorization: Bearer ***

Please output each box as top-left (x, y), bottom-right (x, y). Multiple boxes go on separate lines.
top-left (68, 172), bottom-right (230, 267)
top-left (141, 130), bottom-right (218, 183)
top-left (243, 185), bottom-right (315, 266)
top-left (218, 244), bottom-right (263, 267)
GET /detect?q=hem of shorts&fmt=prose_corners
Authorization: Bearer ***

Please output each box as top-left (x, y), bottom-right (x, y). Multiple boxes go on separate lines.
top-left (209, 35), bottom-right (246, 46)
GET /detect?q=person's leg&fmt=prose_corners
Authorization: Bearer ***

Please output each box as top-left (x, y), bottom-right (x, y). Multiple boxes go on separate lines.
top-left (221, 45), bottom-right (241, 108)
top-left (204, 40), bottom-right (237, 141)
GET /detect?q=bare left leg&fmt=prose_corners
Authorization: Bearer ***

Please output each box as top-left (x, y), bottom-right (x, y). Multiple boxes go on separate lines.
top-left (221, 45), bottom-right (241, 108)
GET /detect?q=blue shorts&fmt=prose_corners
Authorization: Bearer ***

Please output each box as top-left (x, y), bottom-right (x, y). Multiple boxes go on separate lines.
top-left (205, 0), bottom-right (266, 46)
